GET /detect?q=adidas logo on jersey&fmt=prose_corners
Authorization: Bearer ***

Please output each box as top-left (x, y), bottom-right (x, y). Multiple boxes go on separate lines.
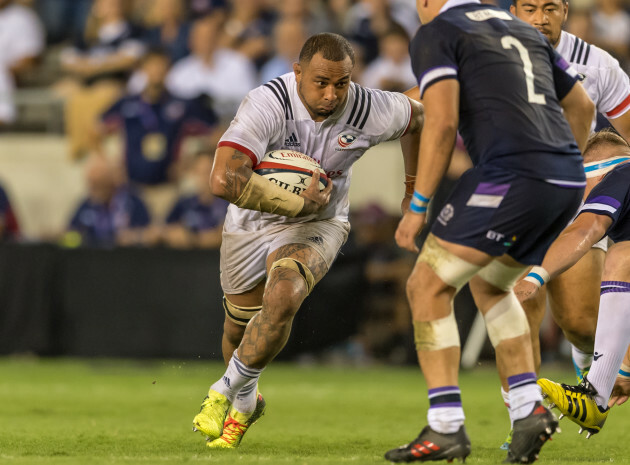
top-left (284, 132), bottom-right (300, 147)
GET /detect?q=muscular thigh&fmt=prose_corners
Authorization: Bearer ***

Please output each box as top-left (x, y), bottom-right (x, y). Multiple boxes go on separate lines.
top-left (547, 248), bottom-right (605, 327)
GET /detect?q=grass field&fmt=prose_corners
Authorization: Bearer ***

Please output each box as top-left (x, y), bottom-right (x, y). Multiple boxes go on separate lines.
top-left (0, 358), bottom-right (627, 465)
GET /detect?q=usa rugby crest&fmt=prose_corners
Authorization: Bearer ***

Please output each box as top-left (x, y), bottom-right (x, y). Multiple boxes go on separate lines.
top-left (338, 134), bottom-right (357, 148)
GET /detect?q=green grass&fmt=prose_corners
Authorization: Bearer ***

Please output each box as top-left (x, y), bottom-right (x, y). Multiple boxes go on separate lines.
top-left (0, 358), bottom-right (627, 464)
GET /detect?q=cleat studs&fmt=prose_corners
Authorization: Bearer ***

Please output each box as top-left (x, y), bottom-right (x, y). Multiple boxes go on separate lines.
top-left (545, 427), bottom-right (552, 435)
top-left (548, 402), bottom-right (556, 409)
top-left (542, 393), bottom-right (548, 399)
top-left (558, 414), bottom-right (565, 420)
top-left (556, 427), bottom-right (562, 433)
top-left (192, 427), bottom-right (198, 432)
top-left (578, 427), bottom-right (584, 435)
top-left (586, 432), bottom-right (593, 439)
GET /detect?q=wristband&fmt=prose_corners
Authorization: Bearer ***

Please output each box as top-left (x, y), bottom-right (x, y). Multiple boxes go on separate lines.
top-left (523, 266), bottom-right (550, 288)
top-left (409, 190), bottom-right (430, 215)
top-left (620, 363), bottom-right (630, 378)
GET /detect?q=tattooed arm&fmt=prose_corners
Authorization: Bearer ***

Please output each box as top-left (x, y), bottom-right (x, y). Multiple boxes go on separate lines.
top-left (210, 146), bottom-right (332, 216)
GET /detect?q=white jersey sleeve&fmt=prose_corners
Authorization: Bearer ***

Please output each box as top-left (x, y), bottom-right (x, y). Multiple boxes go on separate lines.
top-left (597, 52), bottom-right (630, 119)
top-left (362, 88), bottom-right (412, 144)
top-left (218, 85), bottom-right (285, 164)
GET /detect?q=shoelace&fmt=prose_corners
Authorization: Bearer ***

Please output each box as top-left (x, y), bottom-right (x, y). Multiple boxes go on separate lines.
top-left (221, 416), bottom-right (247, 442)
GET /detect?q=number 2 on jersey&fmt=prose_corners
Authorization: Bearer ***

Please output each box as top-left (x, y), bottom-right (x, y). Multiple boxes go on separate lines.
top-left (501, 36), bottom-right (546, 105)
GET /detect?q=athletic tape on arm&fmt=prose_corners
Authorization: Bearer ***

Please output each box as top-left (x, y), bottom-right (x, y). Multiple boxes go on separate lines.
top-left (269, 257), bottom-right (315, 294)
top-left (483, 292), bottom-right (530, 347)
top-left (235, 173), bottom-right (304, 217)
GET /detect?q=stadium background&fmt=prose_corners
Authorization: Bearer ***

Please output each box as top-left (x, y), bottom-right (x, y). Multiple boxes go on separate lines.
top-left (2, 1), bottom-right (630, 463)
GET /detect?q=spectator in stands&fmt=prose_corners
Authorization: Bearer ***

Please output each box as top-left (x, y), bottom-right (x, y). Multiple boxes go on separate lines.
top-left (219, 0), bottom-right (275, 67)
top-left (141, 0), bottom-right (192, 64)
top-left (259, 19), bottom-right (306, 85)
top-left (94, 48), bottom-right (218, 221)
top-left (0, 0), bottom-right (45, 78)
top-left (0, 182), bottom-right (20, 241)
top-left (361, 24), bottom-right (416, 92)
top-left (189, 0), bottom-right (227, 18)
top-left (273, 0), bottom-right (333, 36)
top-left (166, 14), bottom-right (256, 122)
top-left (35, 0), bottom-right (92, 45)
top-left (163, 150), bottom-right (228, 249)
top-left (0, 0), bottom-right (44, 126)
top-left (58, 0), bottom-right (145, 160)
top-left (64, 156), bottom-right (156, 248)
top-left (591, 0), bottom-right (630, 68)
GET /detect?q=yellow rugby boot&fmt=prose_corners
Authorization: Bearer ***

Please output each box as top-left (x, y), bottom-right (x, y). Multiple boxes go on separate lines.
top-left (192, 389), bottom-right (232, 440)
top-left (207, 392), bottom-right (266, 449)
top-left (538, 377), bottom-right (609, 437)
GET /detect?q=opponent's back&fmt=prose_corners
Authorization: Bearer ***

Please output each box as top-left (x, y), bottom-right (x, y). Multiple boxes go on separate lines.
top-left (411, 3), bottom-right (583, 183)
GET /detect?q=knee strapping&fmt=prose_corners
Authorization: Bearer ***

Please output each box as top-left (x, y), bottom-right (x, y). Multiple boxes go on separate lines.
top-left (223, 296), bottom-right (262, 327)
top-left (477, 260), bottom-right (527, 292)
top-left (269, 257), bottom-right (315, 294)
top-left (417, 235), bottom-right (481, 291)
top-left (413, 304), bottom-right (460, 351)
top-left (483, 292), bottom-right (530, 346)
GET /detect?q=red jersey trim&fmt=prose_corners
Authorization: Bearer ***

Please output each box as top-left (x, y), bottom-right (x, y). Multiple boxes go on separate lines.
top-left (217, 141), bottom-right (258, 166)
top-left (606, 93), bottom-right (630, 119)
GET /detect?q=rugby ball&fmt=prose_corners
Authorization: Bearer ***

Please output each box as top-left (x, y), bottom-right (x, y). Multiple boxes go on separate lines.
top-left (253, 150), bottom-right (329, 195)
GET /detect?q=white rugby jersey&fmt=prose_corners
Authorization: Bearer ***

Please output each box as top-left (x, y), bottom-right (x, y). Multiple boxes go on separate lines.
top-left (218, 72), bottom-right (412, 231)
top-left (557, 30), bottom-right (630, 128)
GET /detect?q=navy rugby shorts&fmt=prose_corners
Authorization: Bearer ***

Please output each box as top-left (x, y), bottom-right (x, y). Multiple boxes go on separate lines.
top-left (431, 165), bottom-right (583, 265)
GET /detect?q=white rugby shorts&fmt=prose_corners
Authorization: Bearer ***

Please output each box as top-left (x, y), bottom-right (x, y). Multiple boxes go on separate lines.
top-left (219, 218), bottom-right (350, 294)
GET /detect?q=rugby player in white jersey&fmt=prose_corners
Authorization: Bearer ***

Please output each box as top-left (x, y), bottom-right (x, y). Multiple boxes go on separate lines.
top-left (190, 32), bottom-right (425, 449)
top-left (497, 0), bottom-right (630, 448)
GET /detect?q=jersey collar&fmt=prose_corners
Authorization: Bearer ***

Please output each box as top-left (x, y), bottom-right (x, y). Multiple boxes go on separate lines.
top-left (439, 0), bottom-right (480, 15)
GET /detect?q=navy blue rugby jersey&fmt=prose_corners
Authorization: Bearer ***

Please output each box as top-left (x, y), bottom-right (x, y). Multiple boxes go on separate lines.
top-left (410, 1), bottom-right (585, 185)
top-left (579, 162), bottom-right (630, 242)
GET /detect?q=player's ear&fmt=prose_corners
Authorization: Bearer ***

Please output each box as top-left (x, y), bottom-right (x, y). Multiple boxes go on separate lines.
top-left (509, 4), bottom-right (516, 14)
top-left (563, 0), bottom-right (569, 22)
top-left (293, 62), bottom-right (302, 83)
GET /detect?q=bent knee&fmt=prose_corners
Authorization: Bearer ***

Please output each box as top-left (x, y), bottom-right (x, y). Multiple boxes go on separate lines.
top-left (263, 279), bottom-right (306, 322)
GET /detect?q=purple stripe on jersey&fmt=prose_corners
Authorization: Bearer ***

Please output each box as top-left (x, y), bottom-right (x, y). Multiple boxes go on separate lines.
top-left (588, 196), bottom-right (621, 209)
top-left (474, 183), bottom-right (510, 196)
top-left (601, 281), bottom-right (630, 295)
top-left (428, 386), bottom-right (460, 397)
top-left (507, 372), bottom-right (537, 390)
top-left (429, 402), bottom-right (462, 409)
top-left (555, 55), bottom-right (571, 71)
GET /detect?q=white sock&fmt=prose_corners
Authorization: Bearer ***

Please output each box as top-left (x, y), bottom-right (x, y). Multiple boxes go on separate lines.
top-left (571, 345), bottom-right (593, 375)
top-left (427, 407), bottom-right (465, 434)
top-left (508, 373), bottom-right (542, 421)
top-left (501, 387), bottom-right (514, 427)
top-left (232, 378), bottom-right (258, 414)
top-left (588, 285), bottom-right (630, 407)
top-left (210, 350), bottom-right (263, 403)
top-left (427, 386), bottom-right (465, 434)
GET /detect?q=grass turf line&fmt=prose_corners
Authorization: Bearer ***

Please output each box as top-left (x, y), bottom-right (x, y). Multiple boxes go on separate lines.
top-left (0, 358), bottom-right (627, 464)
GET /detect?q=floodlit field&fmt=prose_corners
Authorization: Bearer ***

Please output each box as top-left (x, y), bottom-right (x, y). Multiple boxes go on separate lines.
top-left (0, 358), bottom-right (627, 464)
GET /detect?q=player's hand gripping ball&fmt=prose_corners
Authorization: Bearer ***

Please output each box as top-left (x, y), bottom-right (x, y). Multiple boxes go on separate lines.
top-left (254, 150), bottom-right (329, 195)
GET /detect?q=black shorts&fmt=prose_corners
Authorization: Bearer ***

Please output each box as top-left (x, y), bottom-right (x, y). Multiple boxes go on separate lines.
top-left (431, 165), bottom-right (583, 265)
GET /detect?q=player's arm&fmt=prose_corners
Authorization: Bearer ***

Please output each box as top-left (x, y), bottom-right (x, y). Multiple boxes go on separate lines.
top-left (210, 145), bottom-right (332, 217)
top-left (400, 94), bottom-right (424, 212)
top-left (559, 83), bottom-right (596, 153)
top-left (514, 212), bottom-right (611, 302)
top-left (609, 111), bottom-right (630, 142)
top-left (395, 79), bottom-right (458, 252)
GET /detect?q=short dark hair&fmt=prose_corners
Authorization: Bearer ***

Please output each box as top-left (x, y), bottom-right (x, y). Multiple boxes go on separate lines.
top-left (299, 33), bottom-right (355, 66)
top-left (583, 128), bottom-right (630, 162)
top-left (511, 0), bottom-right (568, 5)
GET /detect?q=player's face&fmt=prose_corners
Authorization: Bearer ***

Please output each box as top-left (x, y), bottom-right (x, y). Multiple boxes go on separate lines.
top-left (510, 0), bottom-right (568, 47)
top-left (294, 53), bottom-right (353, 122)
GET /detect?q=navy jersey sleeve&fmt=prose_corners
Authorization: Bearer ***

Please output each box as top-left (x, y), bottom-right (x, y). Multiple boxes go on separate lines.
top-left (101, 98), bottom-right (125, 127)
top-left (579, 166), bottom-right (630, 226)
top-left (549, 47), bottom-right (579, 101)
top-left (166, 198), bottom-right (185, 224)
top-left (410, 24), bottom-right (459, 99)
top-left (69, 201), bottom-right (88, 229)
top-left (182, 97), bottom-right (218, 134)
top-left (129, 195), bottom-right (151, 227)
